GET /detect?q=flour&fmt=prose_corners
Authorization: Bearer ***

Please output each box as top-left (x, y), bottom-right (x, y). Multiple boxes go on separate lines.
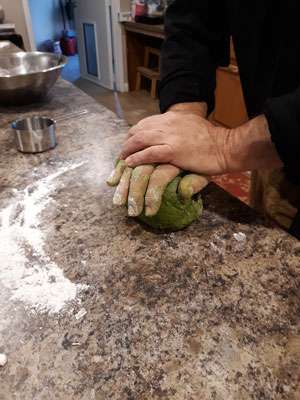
top-left (0, 162), bottom-right (88, 314)
top-left (0, 353), bottom-right (7, 367)
top-left (233, 232), bottom-right (246, 242)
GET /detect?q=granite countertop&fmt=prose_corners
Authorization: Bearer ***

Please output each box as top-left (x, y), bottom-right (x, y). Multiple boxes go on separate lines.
top-left (0, 80), bottom-right (300, 400)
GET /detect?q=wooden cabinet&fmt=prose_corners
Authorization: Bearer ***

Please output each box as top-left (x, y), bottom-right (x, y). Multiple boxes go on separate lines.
top-left (214, 65), bottom-right (248, 128)
top-left (213, 39), bottom-right (248, 127)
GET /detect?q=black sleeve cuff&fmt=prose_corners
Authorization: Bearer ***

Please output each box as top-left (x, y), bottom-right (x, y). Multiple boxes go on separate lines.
top-left (158, 75), bottom-right (215, 115)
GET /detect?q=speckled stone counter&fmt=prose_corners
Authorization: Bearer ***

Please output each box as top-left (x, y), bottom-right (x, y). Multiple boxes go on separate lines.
top-left (0, 80), bottom-right (300, 400)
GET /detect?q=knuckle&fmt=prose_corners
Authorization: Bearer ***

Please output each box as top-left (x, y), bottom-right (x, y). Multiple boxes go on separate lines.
top-left (143, 115), bottom-right (159, 124)
top-left (133, 135), bottom-right (145, 147)
top-left (164, 145), bottom-right (173, 160)
top-left (140, 116), bottom-right (153, 124)
top-left (166, 112), bottom-right (178, 124)
top-left (147, 148), bottom-right (156, 160)
top-left (136, 117), bottom-right (153, 129)
top-left (128, 126), bottom-right (138, 136)
top-left (130, 155), bottom-right (137, 164)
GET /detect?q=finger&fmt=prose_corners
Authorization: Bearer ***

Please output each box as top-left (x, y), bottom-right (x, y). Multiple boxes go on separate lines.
top-left (268, 200), bottom-right (298, 219)
top-left (273, 215), bottom-right (293, 230)
top-left (126, 145), bottom-right (173, 167)
top-left (178, 174), bottom-right (209, 200)
top-left (128, 165), bottom-right (155, 216)
top-left (120, 130), bottom-right (165, 160)
top-left (127, 124), bottom-right (141, 139)
top-left (145, 164), bottom-right (181, 216)
top-left (113, 167), bottom-right (133, 206)
top-left (277, 202), bottom-right (298, 219)
top-left (106, 160), bottom-right (127, 187)
top-left (128, 114), bottom-right (164, 133)
top-left (126, 115), bottom-right (167, 140)
top-left (127, 119), bottom-right (154, 139)
top-left (265, 188), bottom-right (298, 219)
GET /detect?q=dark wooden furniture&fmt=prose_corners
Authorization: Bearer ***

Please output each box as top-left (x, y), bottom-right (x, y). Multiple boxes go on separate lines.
top-left (123, 22), bottom-right (163, 93)
top-left (136, 46), bottom-right (161, 98)
top-left (123, 21), bottom-right (248, 127)
top-left (123, 21), bottom-right (164, 39)
top-left (213, 39), bottom-right (248, 127)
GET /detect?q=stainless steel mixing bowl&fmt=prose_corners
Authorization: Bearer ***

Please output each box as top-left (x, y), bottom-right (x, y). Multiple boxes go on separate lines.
top-left (0, 52), bottom-right (67, 106)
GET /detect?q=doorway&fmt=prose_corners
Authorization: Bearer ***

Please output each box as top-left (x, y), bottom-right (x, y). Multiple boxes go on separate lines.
top-left (75, 0), bottom-right (113, 89)
top-left (27, 0), bottom-right (80, 83)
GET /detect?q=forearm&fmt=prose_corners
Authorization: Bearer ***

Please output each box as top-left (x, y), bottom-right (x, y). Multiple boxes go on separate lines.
top-left (159, 0), bottom-right (229, 114)
top-left (225, 115), bottom-right (283, 172)
top-left (168, 102), bottom-right (208, 118)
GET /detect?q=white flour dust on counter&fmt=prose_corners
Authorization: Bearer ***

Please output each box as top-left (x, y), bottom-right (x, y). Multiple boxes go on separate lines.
top-left (0, 162), bottom-right (88, 314)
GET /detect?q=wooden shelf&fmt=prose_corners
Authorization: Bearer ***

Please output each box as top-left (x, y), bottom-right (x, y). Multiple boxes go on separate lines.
top-left (123, 21), bottom-right (165, 39)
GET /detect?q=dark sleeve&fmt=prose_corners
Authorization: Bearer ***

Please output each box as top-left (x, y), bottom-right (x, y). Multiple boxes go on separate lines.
top-left (264, 87), bottom-right (300, 184)
top-left (159, 0), bottom-right (230, 115)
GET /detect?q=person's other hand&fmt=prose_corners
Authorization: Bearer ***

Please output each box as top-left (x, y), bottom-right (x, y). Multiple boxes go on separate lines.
top-left (119, 111), bottom-right (230, 176)
top-left (107, 161), bottom-right (209, 217)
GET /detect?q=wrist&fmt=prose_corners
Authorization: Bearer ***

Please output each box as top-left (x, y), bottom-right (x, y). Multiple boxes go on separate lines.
top-left (225, 115), bottom-right (283, 172)
top-left (168, 102), bottom-right (208, 118)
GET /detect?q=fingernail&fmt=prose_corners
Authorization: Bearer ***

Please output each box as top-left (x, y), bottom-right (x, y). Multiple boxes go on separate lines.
top-left (113, 193), bottom-right (123, 206)
top-left (145, 206), bottom-right (155, 217)
top-left (128, 205), bottom-right (134, 216)
top-left (145, 207), bottom-right (152, 217)
top-left (106, 172), bottom-right (116, 186)
top-left (128, 203), bottom-right (139, 217)
top-left (180, 187), bottom-right (193, 200)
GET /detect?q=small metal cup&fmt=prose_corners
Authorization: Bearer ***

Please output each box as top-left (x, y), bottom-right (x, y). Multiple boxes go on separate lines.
top-left (11, 116), bottom-right (57, 153)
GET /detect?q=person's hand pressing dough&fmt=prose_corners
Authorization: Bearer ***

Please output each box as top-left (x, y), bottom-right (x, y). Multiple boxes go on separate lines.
top-left (107, 161), bottom-right (182, 216)
top-left (107, 161), bottom-right (209, 230)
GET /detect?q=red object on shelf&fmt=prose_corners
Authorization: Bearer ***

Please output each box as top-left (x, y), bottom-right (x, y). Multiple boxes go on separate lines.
top-left (60, 37), bottom-right (77, 56)
top-left (135, 2), bottom-right (147, 16)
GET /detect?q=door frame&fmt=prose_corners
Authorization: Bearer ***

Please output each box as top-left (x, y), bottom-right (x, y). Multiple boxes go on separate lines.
top-left (110, 0), bottom-right (129, 92)
top-left (21, 0), bottom-right (37, 51)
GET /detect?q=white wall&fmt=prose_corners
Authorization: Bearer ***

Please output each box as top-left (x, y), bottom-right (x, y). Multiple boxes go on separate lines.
top-left (1, 0), bottom-right (35, 50)
top-left (119, 0), bottom-right (131, 12)
top-left (28, 0), bottom-right (64, 50)
top-left (112, 0), bottom-right (129, 92)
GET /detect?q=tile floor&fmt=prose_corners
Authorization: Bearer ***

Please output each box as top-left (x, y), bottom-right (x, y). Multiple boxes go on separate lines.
top-left (61, 55), bottom-right (81, 82)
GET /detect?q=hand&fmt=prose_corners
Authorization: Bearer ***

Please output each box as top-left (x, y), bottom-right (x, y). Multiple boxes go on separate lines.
top-left (252, 169), bottom-right (298, 230)
top-left (120, 111), bottom-right (230, 176)
top-left (107, 161), bottom-right (209, 217)
top-left (119, 111), bottom-right (283, 175)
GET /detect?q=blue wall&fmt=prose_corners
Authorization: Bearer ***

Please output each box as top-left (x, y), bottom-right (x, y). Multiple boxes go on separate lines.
top-left (29, 0), bottom-right (64, 50)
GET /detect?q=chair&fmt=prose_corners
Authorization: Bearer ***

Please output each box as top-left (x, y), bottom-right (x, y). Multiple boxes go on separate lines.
top-left (136, 46), bottom-right (160, 98)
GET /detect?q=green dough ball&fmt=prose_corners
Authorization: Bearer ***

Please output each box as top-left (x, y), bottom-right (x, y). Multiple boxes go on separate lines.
top-left (137, 177), bottom-right (203, 231)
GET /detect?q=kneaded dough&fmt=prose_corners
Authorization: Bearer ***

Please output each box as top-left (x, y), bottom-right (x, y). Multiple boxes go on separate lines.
top-left (137, 177), bottom-right (203, 231)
